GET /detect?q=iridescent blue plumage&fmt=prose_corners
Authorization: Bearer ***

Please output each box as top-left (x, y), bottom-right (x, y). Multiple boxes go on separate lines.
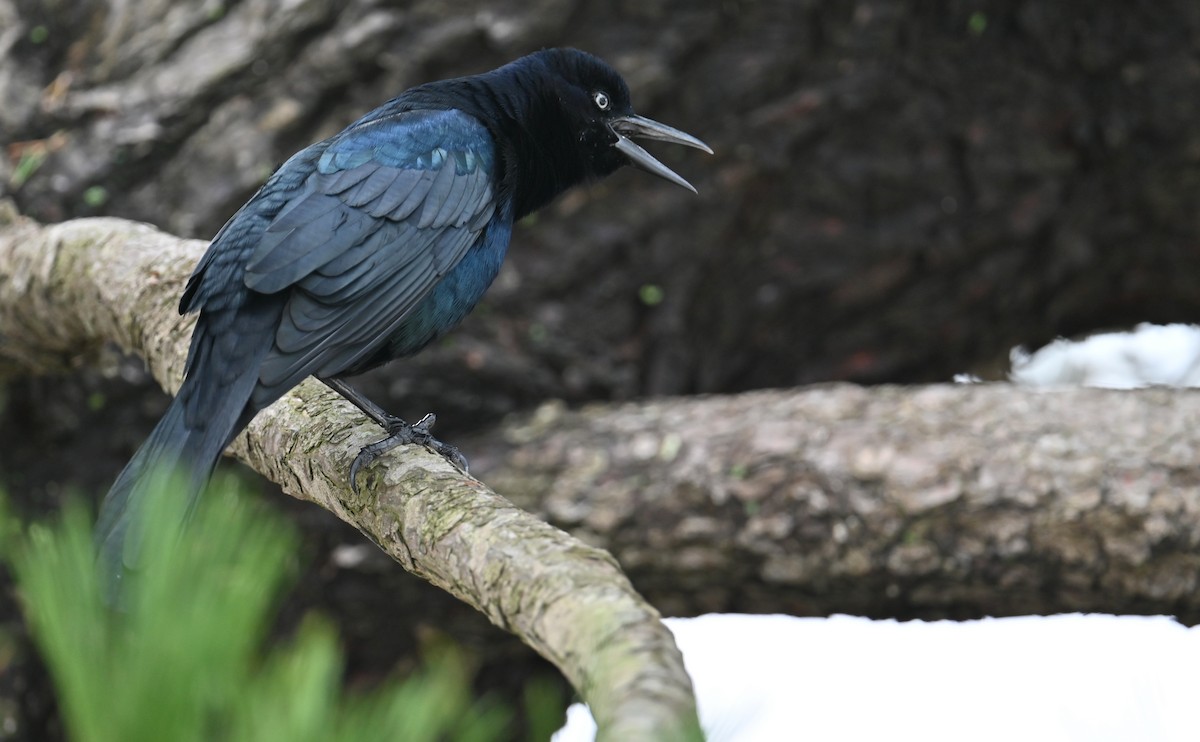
top-left (97, 48), bottom-right (710, 586)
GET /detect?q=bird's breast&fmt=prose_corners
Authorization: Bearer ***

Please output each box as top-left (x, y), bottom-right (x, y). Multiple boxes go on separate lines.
top-left (381, 217), bottom-right (513, 361)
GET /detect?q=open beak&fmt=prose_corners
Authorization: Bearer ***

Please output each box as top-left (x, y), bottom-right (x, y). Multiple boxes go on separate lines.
top-left (610, 115), bottom-right (713, 194)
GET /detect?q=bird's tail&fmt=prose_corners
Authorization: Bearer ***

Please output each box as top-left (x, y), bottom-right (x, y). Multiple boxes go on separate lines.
top-left (95, 393), bottom-right (233, 592)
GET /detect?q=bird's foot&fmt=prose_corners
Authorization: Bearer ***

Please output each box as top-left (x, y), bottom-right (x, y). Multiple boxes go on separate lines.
top-left (349, 412), bottom-right (468, 493)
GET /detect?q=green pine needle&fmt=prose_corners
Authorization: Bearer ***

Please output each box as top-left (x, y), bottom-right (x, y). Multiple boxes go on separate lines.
top-left (5, 476), bottom-right (519, 742)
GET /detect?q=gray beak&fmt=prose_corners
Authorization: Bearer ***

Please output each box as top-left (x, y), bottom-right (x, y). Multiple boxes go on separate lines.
top-left (610, 115), bottom-right (713, 193)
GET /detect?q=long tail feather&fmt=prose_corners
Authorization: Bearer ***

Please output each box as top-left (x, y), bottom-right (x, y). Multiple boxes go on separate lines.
top-left (95, 397), bottom-right (224, 587)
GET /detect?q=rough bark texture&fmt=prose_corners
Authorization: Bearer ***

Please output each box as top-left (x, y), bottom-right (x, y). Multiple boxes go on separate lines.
top-left (0, 207), bottom-right (701, 742)
top-left (468, 386), bottom-right (1200, 624)
top-left (4, 1), bottom-right (1199, 404)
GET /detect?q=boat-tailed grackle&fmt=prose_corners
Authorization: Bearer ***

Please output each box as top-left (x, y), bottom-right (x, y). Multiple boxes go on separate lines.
top-left (97, 48), bottom-right (711, 583)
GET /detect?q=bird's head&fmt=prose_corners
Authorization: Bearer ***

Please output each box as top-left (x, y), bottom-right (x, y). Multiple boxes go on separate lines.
top-left (528, 48), bottom-right (713, 193)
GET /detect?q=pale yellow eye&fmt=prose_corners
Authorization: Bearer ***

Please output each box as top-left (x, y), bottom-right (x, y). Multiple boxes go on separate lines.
top-left (593, 91), bottom-right (610, 111)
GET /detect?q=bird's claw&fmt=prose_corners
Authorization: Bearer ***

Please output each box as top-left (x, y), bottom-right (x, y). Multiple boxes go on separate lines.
top-left (408, 413), bottom-right (470, 473)
top-left (349, 412), bottom-right (469, 493)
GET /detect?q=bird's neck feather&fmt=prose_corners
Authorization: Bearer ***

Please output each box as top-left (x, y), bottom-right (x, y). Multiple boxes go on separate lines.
top-left (405, 69), bottom-right (592, 220)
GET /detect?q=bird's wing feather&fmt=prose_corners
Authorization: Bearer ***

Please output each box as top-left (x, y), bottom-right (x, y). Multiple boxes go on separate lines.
top-left (230, 108), bottom-right (498, 393)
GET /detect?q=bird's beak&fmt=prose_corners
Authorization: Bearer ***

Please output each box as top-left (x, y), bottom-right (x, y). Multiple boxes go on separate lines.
top-left (610, 115), bottom-right (713, 194)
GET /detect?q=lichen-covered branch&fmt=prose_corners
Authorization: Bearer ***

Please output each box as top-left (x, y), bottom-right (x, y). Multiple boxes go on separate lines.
top-left (0, 204), bottom-right (700, 741)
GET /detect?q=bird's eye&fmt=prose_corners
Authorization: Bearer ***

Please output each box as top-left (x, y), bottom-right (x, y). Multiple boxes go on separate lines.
top-left (593, 91), bottom-right (610, 111)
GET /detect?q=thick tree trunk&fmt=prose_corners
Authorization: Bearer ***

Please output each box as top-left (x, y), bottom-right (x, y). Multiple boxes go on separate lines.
top-left (4, 1), bottom-right (1198, 400)
top-left (0, 205), bottom-right (701, 742)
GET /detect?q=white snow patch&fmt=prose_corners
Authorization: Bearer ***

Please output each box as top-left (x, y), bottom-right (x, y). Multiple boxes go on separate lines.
top-left (1010, 323), bottom-right (1200, 388)
top-left (554, 612), bottom-right (1200, 742)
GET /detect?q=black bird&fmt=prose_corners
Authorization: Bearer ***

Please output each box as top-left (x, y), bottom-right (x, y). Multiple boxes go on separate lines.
top-left (97, 48), bottom-right (711, 580)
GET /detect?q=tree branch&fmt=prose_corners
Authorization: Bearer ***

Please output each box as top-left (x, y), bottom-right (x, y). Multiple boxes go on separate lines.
top-left (466, 381), bottom-right (1200, 623)
top-left (0, 203), bottom-right (700, 741)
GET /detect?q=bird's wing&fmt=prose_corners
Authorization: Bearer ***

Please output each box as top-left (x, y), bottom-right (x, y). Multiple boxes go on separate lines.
top-left (235, 108), bottom-right (499, 394)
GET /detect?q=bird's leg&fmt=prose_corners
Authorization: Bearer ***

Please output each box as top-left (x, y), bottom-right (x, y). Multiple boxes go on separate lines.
top-left (321, 377), bottom-right (401, 429)
top-left (320, 378), bottom-right (468, 492)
